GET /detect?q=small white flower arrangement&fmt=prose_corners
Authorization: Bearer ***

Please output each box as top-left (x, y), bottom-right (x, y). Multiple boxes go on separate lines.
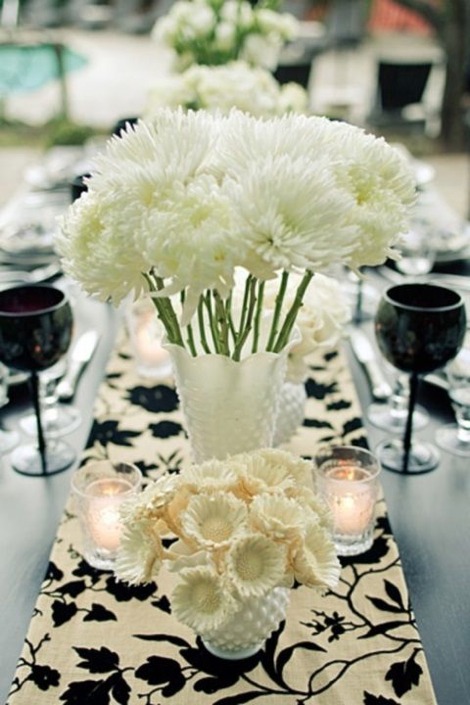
top-left (152, 0), bottom-right (299, 71)
top-left (56, 108), bottom-right (415, 362)
top-left (267, 273), bottom-right (352, 383)
top-left (115, 448), bottom-right (341, 634)
top-left (143, 60), bottom-right (309, 119)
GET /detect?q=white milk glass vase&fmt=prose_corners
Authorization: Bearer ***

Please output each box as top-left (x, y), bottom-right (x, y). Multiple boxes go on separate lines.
top-left (273, 381), bottom-right (307, 446)
top-left (165, 328), bottom-right (300, 462)
top-left (198, 587), bottom-right (290, 660)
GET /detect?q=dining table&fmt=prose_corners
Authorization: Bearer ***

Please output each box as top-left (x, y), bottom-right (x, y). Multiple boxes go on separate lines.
top-left (0, 148), bottom-right (469, 705)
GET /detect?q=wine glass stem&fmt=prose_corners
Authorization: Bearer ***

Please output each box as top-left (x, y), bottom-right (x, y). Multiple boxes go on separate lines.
top-left (403, 372), bottom-right (419, 473)
top-left (30, 371), bottom-right (48, 475)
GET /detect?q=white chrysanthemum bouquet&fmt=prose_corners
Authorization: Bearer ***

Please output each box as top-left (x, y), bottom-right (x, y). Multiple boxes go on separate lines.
top-left (152, 0), bottom-right (299, 71)
top-left (115, 448), bottom-right (341, 634)
top-left (144, 60), bottom-right (309, 119)
top-left (56, 108), bottom-right (416, 362)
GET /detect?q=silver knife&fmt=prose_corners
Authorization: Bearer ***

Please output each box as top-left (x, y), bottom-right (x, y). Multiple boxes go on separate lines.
top-left (56, 330), bottom-right (100, 401)
top-left (348, 328), bottom-right (392, 401)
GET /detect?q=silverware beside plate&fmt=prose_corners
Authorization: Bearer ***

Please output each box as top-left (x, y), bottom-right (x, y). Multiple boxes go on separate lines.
top-left (348, 328), bottom-right (392, 401)
top-left (56, 330), bottom-right (100, 401)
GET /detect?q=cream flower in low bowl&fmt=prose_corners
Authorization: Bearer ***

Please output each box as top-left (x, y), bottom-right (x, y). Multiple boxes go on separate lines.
top-left (114, 448), bottom-right (341, 657)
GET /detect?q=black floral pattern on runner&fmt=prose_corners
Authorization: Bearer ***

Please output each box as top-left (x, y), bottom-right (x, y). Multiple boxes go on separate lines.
top-left (7, 333), bottom-right (437, 705)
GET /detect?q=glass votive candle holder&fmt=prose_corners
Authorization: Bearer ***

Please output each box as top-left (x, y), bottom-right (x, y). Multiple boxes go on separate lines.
top-left (125, 298), bottom-right (173, 379)
top-left (71, 460), bottom-right (142, 570)
top-left (314, 445), bottom-right (381, 556)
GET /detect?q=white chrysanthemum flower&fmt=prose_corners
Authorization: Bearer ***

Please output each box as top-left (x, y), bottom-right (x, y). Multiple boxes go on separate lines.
top-left (144, 62), bottom-right (307, 120)
top-left (141, 174), bottom-right (240, 322)
top-left (181, 492), bottom-right (248, 548)
top-left (292, 522), bottom-right (341, 590)
top-left (56, 191), bottom-right (148, 305)
top-left (114, 522), bottom-right (162, 585)
top-left (256, 8), bottom-right (298, 38)
top-left (278, 82), bottom-right (310, 114)
top-left (227, 533), bottom-right (286, 597)
top-left (249, 493), bottom-right (307, 542)
top-left (220, 0), bottom-right (253, 26)
top-left (223, 154), bottom-right (354, 274)
top-left (58, 108), bottom-right (415, 356)
top-left (152, 0), bottom-right (296, 69)
top-left (171, 567), bottom-right (238, 632)
top-left (240, 33), bottom-right (282, 70)
top-left (183, 3), bottom-right (215, 37)
top-left (217, 111), bottom-right (414, 273)
top-left (93, 111), bottom-right (220, 190)
top-left (214, 21), bottom-right (237, 51)
top-left (144, 76), bottom-right (197, 115)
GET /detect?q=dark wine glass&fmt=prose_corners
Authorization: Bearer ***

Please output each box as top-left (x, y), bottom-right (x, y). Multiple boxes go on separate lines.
top-left (374, 283), bottom-right (467, 474)
top-left (0, 284), bottom-right (76, 477)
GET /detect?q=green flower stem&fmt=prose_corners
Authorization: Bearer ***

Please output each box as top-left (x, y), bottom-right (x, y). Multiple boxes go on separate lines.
top-left (204, 291), bottom-right (221, 354)
top-left (213, 289), bottom-right (230, 356)
top-left (185, 323), bottom-right (197, 356)
top-left (237, 273), bottom-right (252, 343)
top-left (266, 270), bottom-right (289, 352)
top-left (251, 279), bottom-right (265, 353)
top-left (197, 295), bottom-right (212, 354)
top-left (225, 293), bottom-right (237, 348)
top-left (272, 269), bottom-right (314, 353)
top-left (233, 275), bottom-right (257, 361)
top-left (143, 272), bottom-right (184, 347)
top-left (180, 291), bottom-right (197, 357)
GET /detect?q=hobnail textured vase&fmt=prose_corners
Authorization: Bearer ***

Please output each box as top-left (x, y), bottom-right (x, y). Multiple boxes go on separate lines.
top-left (199, 587), bottom-right (290, 660)
top-left (273, 381), bottom-right (307, 447)
top-left (165, 333), bottom-right (299, 462)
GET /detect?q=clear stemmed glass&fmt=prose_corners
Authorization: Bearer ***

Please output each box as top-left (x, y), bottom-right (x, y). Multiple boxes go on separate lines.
top-left (374, 283), bottom-right (467, 474)
top-left (19, 361), bottom-right (82, 438)
top-left (0, 284), bottom-right (77, 476)
top-left (367, 369), bottom-right (429, 432)
top-left (394, 227), bottom-right (436, 278)
top-left (0, 362), bottom-right (19, 454)
top-left (436, 342), bottom-right (470, 456)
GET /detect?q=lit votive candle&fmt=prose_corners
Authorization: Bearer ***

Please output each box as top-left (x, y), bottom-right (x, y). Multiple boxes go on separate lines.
top-left (314, 446), bottom-right (381, 556)
top-left (126, 298), bottom-right (172, 379)
top-left (71, 461), bottom-right (142, 570)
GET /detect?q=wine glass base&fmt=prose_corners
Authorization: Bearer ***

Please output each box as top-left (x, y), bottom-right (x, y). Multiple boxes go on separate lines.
top-left (0, 429), bottom-right (20, 454)
top-left (367, 403), bottom-right (428, 432)
top-left (376, 438), bottom-right (440, 474)
top-left (20, 406), bottom-right (82, 438)
top-left (436, 424), bottom-right (470, 457)
top-left (10, 440), bottom-right (76, 477)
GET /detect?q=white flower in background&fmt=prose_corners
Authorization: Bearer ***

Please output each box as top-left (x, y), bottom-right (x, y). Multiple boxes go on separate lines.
top-left (263, 272), bottom-right (351, 383)
top-left (240, 33), bottom-right (283, 71)
top-left (114, 448), bottom-right (340, 635)
top-left (143, 61), bottom-right (308, 120)
top-left (57, 108), bottom-right (415, 359)
top-left (152, 0), bottom-right (299, 70)
top-left (220, 0), bottom-right (254, 27)
top-left (214, 21), bottom-right (236, 51)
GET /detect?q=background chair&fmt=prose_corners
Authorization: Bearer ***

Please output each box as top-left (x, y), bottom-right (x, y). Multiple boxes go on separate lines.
top-left (367, 41), bottom-right (446, 137)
